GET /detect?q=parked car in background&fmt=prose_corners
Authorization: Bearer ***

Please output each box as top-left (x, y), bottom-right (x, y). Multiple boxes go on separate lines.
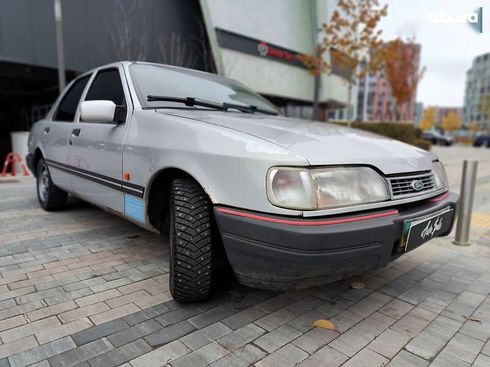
top-left (422, 131), bottom-right (454, 146)
top-left (473, 133), bottom-right (490, 147)
top-left (27, 62), bottom-right (458, 302)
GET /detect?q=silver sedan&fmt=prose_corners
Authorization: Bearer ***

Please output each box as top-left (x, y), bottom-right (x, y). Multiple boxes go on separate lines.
top-left (27, 62), bottom-right (458, 302)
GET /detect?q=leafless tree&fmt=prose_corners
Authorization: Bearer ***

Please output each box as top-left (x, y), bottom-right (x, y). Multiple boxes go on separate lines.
top-left (157, 18), bottom-right (215, 73)
top-left (194, 18), bottom-right (216, 73)
top-left (108, 2), bottom-right (215, 72)
top-left (110, 0), bottom-right (149, 61)
top-left (157, 33), bottom-right (198, 69)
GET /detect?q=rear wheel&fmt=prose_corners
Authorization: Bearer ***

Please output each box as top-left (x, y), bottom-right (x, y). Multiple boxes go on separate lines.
top-left (168, 178), bottom-right (215, 302)
top-left (36, 158), bottom-right (68, 211)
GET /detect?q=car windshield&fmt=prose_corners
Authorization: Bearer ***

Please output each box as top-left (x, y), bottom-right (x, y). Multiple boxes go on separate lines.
top-left (129, 63), bottom-right (279, 114)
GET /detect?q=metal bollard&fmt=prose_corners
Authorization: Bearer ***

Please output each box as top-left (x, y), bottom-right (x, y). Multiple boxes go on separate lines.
top-left (453, 160), bottom-right (478, 246)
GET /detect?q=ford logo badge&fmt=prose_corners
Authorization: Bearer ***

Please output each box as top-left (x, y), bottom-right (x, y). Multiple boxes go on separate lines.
top-left (411, 180), bottom-right (424, 191)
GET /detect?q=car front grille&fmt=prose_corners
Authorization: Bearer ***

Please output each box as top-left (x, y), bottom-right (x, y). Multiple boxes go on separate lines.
top-left (388, 172), bottom-right (435, 199)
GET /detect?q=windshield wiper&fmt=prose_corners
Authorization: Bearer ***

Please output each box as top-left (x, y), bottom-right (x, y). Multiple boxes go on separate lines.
top-left (147, 95), bottom-right (227, 111)
top-left (147, 95), bottom-right (278, 115)
top-left (222, 102), bottom-right (278, 115)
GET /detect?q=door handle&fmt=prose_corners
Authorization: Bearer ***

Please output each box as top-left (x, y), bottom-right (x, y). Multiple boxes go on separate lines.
top-left (69, 128), bottom-right (81, 145)
top-left (43, 127), bottom-right (50, 134)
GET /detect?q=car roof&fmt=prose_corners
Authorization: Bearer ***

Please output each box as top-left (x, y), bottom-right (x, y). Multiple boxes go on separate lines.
top-left (77, 61), bottom-right (217, 80)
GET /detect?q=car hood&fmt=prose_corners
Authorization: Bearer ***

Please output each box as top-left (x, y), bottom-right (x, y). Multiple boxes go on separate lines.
top-left (157, 110), bottom-right (436, 175)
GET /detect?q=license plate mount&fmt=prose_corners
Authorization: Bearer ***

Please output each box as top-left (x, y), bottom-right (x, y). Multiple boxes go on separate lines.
top-left (401, 207), bottom-right (454, 252)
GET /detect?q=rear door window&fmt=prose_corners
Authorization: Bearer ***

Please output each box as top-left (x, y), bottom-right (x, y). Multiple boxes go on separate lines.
top-left (53, 76), bottom-right (90, 122)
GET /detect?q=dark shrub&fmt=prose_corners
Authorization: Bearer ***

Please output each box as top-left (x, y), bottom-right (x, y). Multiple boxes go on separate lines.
top-left (329, 121), bottom-right (431, 151)
top-left (413, 139), bottom-right (432, 151)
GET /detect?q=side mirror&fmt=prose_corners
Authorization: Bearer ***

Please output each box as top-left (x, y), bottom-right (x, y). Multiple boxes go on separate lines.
top-left (80, 100), bottom-right (126, 124)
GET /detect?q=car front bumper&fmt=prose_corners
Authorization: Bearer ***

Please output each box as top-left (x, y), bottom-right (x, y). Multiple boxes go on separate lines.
top-left (214, 192), bottom-right (459, 291)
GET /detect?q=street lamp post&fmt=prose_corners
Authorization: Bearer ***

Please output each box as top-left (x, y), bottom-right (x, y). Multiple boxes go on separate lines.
top-left (54, 0), bottom-right (66, 93)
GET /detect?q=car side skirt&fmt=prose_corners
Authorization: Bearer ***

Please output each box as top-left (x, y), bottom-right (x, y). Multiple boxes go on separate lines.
top-left (45, 159), bottom-right (145, 198)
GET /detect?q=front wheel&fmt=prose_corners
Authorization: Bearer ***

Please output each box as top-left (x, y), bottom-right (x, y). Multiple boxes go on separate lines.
top-left (36, 158), bottom-right (68, 211)
top-left (168, 178), bottom-right (215, 302)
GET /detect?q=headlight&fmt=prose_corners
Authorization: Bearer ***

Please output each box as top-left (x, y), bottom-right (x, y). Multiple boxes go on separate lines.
top-left (432, 161), bottom-right (448, 190)
top-left (267, 166), bottom-right (390, 210)
top-left (311, 167), bottom-right (390, 208)
top-left (266, 168), bottom-right (316, 210)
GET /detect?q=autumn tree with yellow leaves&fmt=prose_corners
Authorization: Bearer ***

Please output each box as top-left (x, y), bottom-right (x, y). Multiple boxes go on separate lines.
top-left (441, 112), bottom-right (461, 132)
top-left (419, 107), bottom-right (436, 131)
top-left (479, 94), bottom-right (490, 124)
top-left (383, 38), bottom-right (425, 121)
top-left (298, 0), bottom-right (388, 120)
top-left (468, 121), bottom-right (480, 133)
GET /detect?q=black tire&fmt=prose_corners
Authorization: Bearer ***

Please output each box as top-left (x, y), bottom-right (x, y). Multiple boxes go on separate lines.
top-left (36, 158), bottom-right (68, 211)
top-left (168, 178), bottom-right (215, 302)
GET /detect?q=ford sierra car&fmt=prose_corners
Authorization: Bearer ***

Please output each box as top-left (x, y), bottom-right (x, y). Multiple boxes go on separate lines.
top-left (27, 62), bottom-right (458, 302)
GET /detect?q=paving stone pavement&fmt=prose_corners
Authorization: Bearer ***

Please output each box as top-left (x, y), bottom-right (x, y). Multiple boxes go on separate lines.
top-left (0, 146), bottom-right (488, 366)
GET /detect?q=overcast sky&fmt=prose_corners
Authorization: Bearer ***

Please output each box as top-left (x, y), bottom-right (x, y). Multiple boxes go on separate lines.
top-left (378, 0), bottom-right (489, 107)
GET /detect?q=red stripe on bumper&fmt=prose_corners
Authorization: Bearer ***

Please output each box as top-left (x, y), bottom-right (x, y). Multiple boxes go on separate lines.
top-left (428, 191), bottom-right (450, 202)
top-left (216, 207), bottom-right (399, 226)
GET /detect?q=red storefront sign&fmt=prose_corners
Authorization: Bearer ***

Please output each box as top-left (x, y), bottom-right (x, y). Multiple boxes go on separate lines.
top-left (257, 41), bottom-right (295, 62)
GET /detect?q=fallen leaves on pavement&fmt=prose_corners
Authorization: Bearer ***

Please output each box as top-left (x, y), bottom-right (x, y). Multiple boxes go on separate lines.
top-left (312, 319), bottom-right (337, 330)
top-left (350, 281), bottom-right (366, 289)
top-left (463, 315), bottom-right (481, 322)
